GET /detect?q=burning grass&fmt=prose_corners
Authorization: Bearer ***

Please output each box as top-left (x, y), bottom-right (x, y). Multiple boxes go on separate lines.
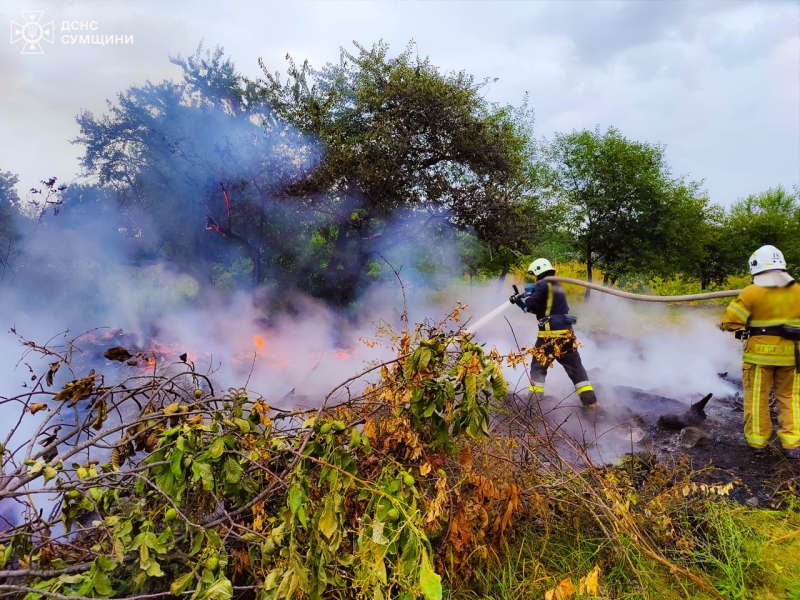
top-left (0, 307), bottom-right (798, 600)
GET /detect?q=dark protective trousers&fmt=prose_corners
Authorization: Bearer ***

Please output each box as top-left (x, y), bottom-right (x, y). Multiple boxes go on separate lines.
top-left (529, 336), bottom-right (595, 402)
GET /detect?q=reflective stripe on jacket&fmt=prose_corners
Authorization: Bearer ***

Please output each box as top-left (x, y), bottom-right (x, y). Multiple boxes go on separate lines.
top-left (524, 281), bottom-right (573, 338)
top-left (721, 281), bottom-right (800, 366)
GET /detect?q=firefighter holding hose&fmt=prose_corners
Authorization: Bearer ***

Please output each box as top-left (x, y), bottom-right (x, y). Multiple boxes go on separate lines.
top-left (720, 245), bottom-right (800, 459)
top-left (511, 258), bottom-right (598, 409)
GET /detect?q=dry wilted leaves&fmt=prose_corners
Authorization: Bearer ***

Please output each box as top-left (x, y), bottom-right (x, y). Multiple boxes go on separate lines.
top-left (544, 565), bottom-right (601, 599)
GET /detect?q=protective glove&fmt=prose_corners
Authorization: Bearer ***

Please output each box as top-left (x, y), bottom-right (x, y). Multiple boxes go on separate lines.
top-left (524, 283), bottom-right (536, 295)
top-left (508, 294), bottom-right (525, 309)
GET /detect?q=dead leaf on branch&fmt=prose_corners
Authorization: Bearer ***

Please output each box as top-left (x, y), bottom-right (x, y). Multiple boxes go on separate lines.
top-left (28, 403), bottom-right (48, 414)
top-left (91, 396), bottom-right (107, 430)
top-left (54, 371), bottom-right (96, 406)
top-left (144, 432), bottom-right (159, 453)
top-left (46, 361), bottom-right (60, 387)
top-left (104, 347), bottom-right (133, 362)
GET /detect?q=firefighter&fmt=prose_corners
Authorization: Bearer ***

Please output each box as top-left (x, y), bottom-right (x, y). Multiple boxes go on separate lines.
top-left (511, 258), bottom-right (597, 408)
top-left (720, 245), bottom-right (800, 459)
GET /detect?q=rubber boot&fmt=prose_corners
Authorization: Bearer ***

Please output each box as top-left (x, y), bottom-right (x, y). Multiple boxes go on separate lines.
top-left (579, 390), bottom-right (598, 410)
top-left (786, 447), bottom-right (800, 460)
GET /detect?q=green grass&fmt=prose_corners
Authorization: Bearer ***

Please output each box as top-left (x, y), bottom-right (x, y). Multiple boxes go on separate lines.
top-left (450, 499), bottom-right (800, 600)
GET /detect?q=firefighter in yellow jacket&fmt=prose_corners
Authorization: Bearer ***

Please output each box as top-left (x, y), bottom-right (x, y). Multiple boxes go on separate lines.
top-left (720, 245), bottom-right (800, 459)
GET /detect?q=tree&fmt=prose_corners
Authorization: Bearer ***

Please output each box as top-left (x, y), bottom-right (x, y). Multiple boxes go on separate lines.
top-left (674, 200), bottom-right (741, 290)
top-left (544, 126), bottom-right (708, 295)
top-left (0, 170), bottom-right (22, 288)
top-left (724, 185), bottom-right (800, 278)
top-left (73, 44), bottom-right (315, 289)
top-left (255, 41), bottom-right (539, 304)
top-left (73, 41), bottom-right (539, 305)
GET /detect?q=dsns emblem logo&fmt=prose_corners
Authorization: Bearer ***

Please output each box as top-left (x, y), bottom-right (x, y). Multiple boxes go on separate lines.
top-left (10, 11), bottom-right (55, 54)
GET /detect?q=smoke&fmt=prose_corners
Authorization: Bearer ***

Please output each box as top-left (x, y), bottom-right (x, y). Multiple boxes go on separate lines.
top-left (0, 215), bottom-right (745, 527)
top-left (0, 207), bottom-right (746, 498)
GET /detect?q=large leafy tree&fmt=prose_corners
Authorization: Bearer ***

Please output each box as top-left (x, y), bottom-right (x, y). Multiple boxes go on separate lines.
top-left (544, 127), bottom-right (709, 295)
top-left (723, 185), bottom-right (800, 278)
top-left (73, 44), bottom-right (316, 288)
top-left (73, 42), bottom-right (539, 304)
top-left (680, 202), bottom-right (738, 290)
top-left (254, 41), bottom-right (539, 304)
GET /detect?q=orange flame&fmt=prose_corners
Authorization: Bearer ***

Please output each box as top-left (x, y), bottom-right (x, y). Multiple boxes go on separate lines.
top-left (254, 335), bottom-right (265, 355)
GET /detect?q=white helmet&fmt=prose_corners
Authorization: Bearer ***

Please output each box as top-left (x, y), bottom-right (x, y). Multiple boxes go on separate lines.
top-left (527, 258), bottom-right (554, 277)
top-left (749, 245), bottom-right (787, 275)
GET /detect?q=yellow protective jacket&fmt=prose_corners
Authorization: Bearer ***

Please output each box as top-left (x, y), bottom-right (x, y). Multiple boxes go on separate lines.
top-left (720, 282), bottom-right (800, 366)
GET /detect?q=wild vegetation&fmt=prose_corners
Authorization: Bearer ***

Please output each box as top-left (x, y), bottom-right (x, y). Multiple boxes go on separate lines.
top-left (2, 307), bottom-right (799, 600)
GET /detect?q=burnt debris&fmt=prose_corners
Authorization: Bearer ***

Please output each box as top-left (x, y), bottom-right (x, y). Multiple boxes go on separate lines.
top-left (657, 393), bottom-right (713, 431)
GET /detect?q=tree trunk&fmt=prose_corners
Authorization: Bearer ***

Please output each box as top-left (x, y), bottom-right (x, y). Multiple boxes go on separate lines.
top-left (585, 239), bottom-right (593, 300)
top-left (323, 194), bottom-right (368, 306)
top-left (496, 266), bottom-right (509, 296)
top-left (251, 245), bottom-right (261, 286)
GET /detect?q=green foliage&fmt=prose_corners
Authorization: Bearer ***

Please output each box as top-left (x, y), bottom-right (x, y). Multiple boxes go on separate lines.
top-left (0, 312), bottom-right (510, 600)
top-left (64, 40), bottom-right (545, 306)
top-left (212, 258), bottom-right (254, 291)
top-left (688, 503), bottom-right (763, 599)
top-left (404, 336), bottom-right (502, 445)
top-left (73, 43), bottom-right (315, 291)
top-left (255, 40), bottom-right (540, 303)
top-left (543, 126), bottom-right (713, 289)
top-left (12, 38), bottom-right (796, 303)
top-left (724, 185), bottom-right (800, 278)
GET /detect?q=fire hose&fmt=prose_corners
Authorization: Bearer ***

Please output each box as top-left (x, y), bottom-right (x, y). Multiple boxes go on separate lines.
top-left (537, 277), bottom-right (741, 303)
top-left (465, 278), bottom-right (742, 335)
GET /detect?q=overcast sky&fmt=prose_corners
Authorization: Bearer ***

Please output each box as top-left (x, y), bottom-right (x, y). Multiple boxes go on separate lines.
top-left (1, 0), bottom-right (798, 207)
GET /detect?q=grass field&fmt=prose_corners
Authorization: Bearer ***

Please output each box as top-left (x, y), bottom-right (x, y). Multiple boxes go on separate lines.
top-left (450, 491), bottom-right (800, 600)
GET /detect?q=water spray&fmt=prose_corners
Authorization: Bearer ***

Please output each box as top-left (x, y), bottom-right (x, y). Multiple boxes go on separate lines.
top-left (464, 278), bottom-right (742, 335)
top-left (464, 301), bottom-right (515, 334)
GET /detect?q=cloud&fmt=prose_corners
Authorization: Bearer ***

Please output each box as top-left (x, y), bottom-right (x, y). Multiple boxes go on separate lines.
top-left (0, 0), bottom-right (797, 207)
